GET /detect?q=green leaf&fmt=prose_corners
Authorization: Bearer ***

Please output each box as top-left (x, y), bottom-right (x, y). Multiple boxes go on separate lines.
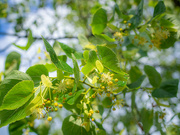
top-left (53, 40), bottom-right (61, 55)
top-left (107, 23), bottom-right (119, 31)
top-left (109, 3), bottom-right (121, 22)
top-left (74, 52), bottom-right (83, 59)
top-left (58, 55), bottom-right (67, 62)
top-left (97, 130), bottom-right (106, 135)
top-left (159, 32), bottom-right (177, 49)
top-left (0, 98), bottom-right (32, 128)
top-left (0, 80), bottom-right (34, 110)
top-left (117, 81), bottom-right (127, 87)
top-left (81, 63), bottom-right (94, 75)
top-left (152, 79), bottom-right (179, 98)
top-left (138, 49), bottom-right (147, 57)
top-left (164, 14), bottom-right (180, 38)
top-left (106, 43), bottom-right (117, 48)
top-left (57, 69), bottom-right (64, 81)
top-left (67, 89), bottom-right (85, 105)
top-left (89, 50), bottom-right (98, 65)
top-left (83, 50), bottom-right (89, 60)
top-left (9, 119), bottom-right (26, 135)
top-left (160, 18), bottom-right (174, 29)
top-left (129, 66), bottom-right (142, 82)
top-left (130, 0), bottom-right (144, 28)
top-left (96, 60), bottom-right (104, 73)
top-left (59, 42), bottom-right (75, 58)
top-left (26, 64), bottom-right (48, 87)
top-left (13, 30), bottom-right (34, 50)
top-left (62, 115), bottom-right (96, 135)
top-left (63, 100), bottom-right (81, 114)
top-left (97, 46), bottom-right (125, 75)
top-left (78, 34), bottom-right (90, 48)
top-left (127, 75), bottom-right (146, 89)
top-left (139, 24), bottom-right (148, 32)
top-left (113, 82), bottom-right (127, 94)
top-left (72, 54), bottom-right (80, 86)
top-left (58, 42), bottom-right (83, 59)
top-left (81, 51), bottom-right (98, 75)
top-left (144, 65), bottom-right (162, 88)
top-left (25, 86), bottom-right (47, 115)
top-left (141, 108), bottom-right (153, 133)
top-left (0, 70), bottom-right (32, 106)
top-left (91, 8), bottom-right (107, 35)
top-left (5, 51), bottom-right (21, 74)
top-left (42, 36), bottom-right (73, 74)
top-left (26, 30), bottom-right (34, 50)
top-left (44, 63), bottom-right (57, 72)
top-left (153, 1), bottom-right (166, 17)
top-left (88, 36), bottom-right (105, 46)
top-left (167, 125), bottom-right (180, 135)
top-left (96, 34), bottom-right (115, 42)
top-left (102, 97), bottom-right (112, 108)
top-left (98, 105), bottom-right (104, 116)
top-left (37, 122), bottom-right (50, 135)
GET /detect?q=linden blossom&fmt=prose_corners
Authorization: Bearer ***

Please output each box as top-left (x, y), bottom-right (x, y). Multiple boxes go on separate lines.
top-left (101, 72), bottom-right (112, 84)
top-left (40, 74), bottom-right (75, 94)
top-left (151, 28), bottom-right (170, 49)
top-left (34, 107), bottom-right (44, 119)
top-left (113, 99), bottom-right (124, 109)
top-left (54, 81), bottom-right (67, 93)
top-left (114, 32), bottom-right (123, 39)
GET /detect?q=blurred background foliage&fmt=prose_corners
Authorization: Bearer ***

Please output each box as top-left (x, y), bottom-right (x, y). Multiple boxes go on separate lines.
top-left (0, 0), bottom-right (180, 135)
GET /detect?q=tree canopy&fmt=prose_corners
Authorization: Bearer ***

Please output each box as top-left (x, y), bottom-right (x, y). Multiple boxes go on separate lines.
top-left (0, 0), bottom-right (180, 135)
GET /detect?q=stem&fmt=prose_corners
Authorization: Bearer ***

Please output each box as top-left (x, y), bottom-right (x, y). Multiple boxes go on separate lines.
top-left (64, 76), bottom-right (99, 88)
top-left (84, 88), bottom-right (91, 95)
top-left (83, 76), bottom-right (87, 82)
top-left (42, 87), bottom-right (48, 98)
top-left (49, 87), bottom-right (52, 100)
top-left (79, 80), bottom-right (99, 88)
top-left (40, 84), bottom-right (43, 102)
top-left (153, 97), bottom-right (170, 107)
top-left (33, 86), bottom-right (40, 93)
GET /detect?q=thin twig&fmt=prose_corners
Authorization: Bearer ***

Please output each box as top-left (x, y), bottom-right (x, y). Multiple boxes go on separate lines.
top-left (0, 37), bottom-right (19, 53)
top-left (0, 32), bottom-right (93, 40)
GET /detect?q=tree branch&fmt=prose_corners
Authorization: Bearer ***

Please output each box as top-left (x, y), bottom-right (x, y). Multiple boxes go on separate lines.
top-left (0, 38), bottom-right (20, 53)
top-left (0, 32), bottom-right (93, 40)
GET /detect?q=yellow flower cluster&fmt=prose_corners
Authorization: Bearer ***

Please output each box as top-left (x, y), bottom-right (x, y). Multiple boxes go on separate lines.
top-left (34, 98), bottom-right (64, 121)
top-left (113, 99), bottom-right (124, 109)
top-left (55, 81), bottom-right (67, 93)
top-left (101, 72), bottom-right (112, 84)
top-left (113, 21), bottom-right (131, 41)
top-left (65, 79), bottom-right (74, 88)
top-left (151, 29), bottom-right (170, 49)
top-left (138, 37), bottom-right (148, 45)
top-left (35, 107), bottom-right (44, 119)
top-left (90, 72), bottom-right (120, 99)
top-left (114, 32), bottom-right (123, 39)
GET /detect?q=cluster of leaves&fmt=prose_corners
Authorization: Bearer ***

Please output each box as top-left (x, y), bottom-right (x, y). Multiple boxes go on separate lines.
top-left (0, 0), bottom-right (180, 135)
